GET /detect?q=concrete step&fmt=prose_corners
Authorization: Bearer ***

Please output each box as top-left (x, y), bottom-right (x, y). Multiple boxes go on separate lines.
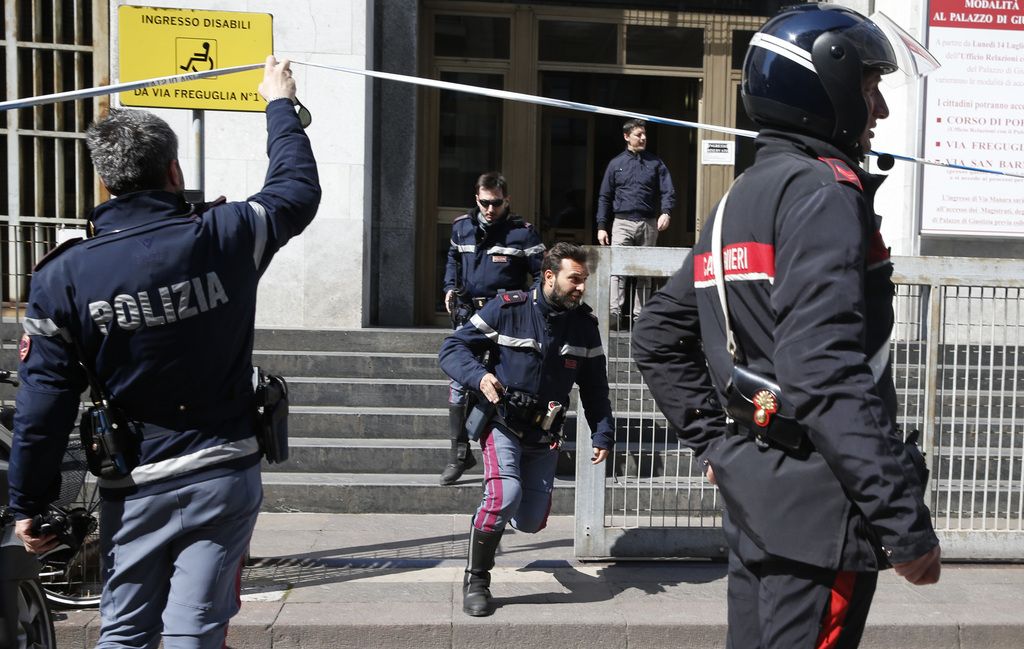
top-left (287, 406), bottom-right (682, 441)
top-left (259, 472), bottom-right (571, 514)
top-left (265, 438), bottom-right (491, 475)
top-left (286, 377), bottom-right (660, 410)
top-left (259, 473), bottom-right (718, 514)
top-left (254, 327), bottom-right (449, 353)
top-left (289, 406), bottom-right (450, 439)
top-left (264, 438), bottom-right (710, 479)
top-left (258, 466), bottom-right (1015, 517)
top-left (287, 377), bottom-right (449, 408)
top-left (254, 350), bottom-right (444, 380)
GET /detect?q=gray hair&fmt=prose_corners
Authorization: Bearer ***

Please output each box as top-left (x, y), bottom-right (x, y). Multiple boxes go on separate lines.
top-left (86, 109), bottom-right (178, 196)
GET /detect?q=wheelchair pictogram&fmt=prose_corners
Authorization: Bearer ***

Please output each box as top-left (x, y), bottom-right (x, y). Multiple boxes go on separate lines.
top-left (176, 38), bottom-right (218, 75)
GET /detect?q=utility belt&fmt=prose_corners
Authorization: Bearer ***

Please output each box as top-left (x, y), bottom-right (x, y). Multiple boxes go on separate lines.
top-left (81, 372), bottom-right (289, 482)
top-left (465, 388), bottom-right (566, 444)
top-left (450, 293), bottom-right (503, 328)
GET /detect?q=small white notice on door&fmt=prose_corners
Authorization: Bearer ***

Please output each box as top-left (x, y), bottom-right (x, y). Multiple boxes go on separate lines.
top-left (701, 140), bottom-right (735, 165)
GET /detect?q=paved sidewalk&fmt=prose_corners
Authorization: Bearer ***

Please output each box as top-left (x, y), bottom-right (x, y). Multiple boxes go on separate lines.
top-left (54, 513), bottom-right (1024, 648)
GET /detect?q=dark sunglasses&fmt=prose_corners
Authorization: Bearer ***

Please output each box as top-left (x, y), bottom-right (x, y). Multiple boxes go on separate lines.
top-left (477, 197), bottom-right (505, 208)
top-left (294, 97), bottom-right (312, 129)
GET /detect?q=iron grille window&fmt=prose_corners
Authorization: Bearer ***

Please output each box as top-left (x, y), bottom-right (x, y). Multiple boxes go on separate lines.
top-left (2, 0), bottom-right (104, 317)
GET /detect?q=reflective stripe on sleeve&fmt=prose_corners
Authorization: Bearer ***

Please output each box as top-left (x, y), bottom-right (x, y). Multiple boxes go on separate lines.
top-left (470, 313), bottom-right (541, 352)
top-left (868, 336), bottom-right (890, 384)
top-left (97, 436), bottom-right (260, 489)
top-left (455, 243), bottom-right (476, 253)
top-left (486, 245), bottom-right (543, 257)
top-left (23, 317), bottom-right (70, 341)
top-left (560, 343), bottom-right (604, 358)
top-left (249, 201), bottom-right (269, 269)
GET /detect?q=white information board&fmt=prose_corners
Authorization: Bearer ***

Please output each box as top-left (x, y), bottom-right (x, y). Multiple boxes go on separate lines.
top-left (922, 0), bottom-right (1024, 237)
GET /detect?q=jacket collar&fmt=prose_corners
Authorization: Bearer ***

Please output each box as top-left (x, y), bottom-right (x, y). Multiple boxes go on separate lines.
top-left (754, 129), bottom-right (886, 201)
top-left (533, 284), bottom-right (558, 321)
top-left (88, 190), bottom-right (192, 236)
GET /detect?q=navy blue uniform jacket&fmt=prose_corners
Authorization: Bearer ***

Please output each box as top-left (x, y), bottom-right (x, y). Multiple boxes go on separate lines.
top-left (8, 99), bottom-right (320, 516)
top-left (631, 130), bottom-right (938, 570)
top-left (439, 287), bottom-right (615, 450)
top-left (595, 149), bottom-right (676, 231)
top-left (443, 211), bottom-right (544, 300)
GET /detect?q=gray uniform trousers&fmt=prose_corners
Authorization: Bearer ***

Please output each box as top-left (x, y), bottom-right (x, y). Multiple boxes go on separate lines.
top-left (472, 425), bottom-right (559, 534)
top-left (95, 463), bottom-right (262, 649)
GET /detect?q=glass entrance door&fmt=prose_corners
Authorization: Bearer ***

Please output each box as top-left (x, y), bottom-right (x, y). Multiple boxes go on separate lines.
top-left (538, 72), bottom-right (701, 248)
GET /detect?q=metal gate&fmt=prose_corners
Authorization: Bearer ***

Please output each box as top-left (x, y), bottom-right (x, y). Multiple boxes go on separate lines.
top-left (2, 0), bottom-right (105, 318)
top-left (575, 246), bottom-right (1024, 561)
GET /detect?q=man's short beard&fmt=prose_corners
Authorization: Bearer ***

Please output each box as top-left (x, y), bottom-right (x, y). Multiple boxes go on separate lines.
top-left (549, 283), bottom-right (581, 310)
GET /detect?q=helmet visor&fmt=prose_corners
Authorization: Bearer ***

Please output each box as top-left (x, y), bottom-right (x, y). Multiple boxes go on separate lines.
top-left (853, 12), bottom-right (940, 84)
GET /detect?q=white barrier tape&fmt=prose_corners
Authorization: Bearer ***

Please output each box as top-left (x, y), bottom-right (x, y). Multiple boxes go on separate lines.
top-left (300, 61), bottom-right (1024, 181)
top-left (298, 60), bottom-right (758, 139)
top-left (0, 62), bottom-right (263, 112)
top-left (869, 150), bottom-right (1024, 180)
top-left (2, 58), bottom-right (1021, 181)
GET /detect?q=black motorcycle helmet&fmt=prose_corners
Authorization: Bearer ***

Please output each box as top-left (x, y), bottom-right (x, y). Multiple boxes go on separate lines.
top-left (741, 4), bottom-right (898, 158)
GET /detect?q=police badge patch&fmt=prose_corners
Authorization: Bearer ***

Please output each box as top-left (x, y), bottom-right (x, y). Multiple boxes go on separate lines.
top-left (18, 333), bottom-right (30, 362)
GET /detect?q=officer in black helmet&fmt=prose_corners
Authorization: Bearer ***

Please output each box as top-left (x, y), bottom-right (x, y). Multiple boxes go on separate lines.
top-left (632, 5), bottom-right (941, 648)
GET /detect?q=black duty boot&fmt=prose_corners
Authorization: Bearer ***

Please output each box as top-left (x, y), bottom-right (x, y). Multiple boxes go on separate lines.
top-left (463, 526), bottom-right (502, 617)
top-left (440, 405), bottom-right (477, 485)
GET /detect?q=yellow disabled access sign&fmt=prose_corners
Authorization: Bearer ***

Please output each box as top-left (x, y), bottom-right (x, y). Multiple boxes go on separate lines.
top-left (119, 6), bottom-right (272, 112)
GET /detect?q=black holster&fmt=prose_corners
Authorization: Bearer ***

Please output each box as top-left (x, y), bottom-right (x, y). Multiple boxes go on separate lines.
top-left (724, 365), bottom-right (805, 453)
top-left (254, 369), bottom-right (290, 463)
top-left (464, 395), bottom-right (495, 442)
top-left (79, 403), bottom-right (141, 480)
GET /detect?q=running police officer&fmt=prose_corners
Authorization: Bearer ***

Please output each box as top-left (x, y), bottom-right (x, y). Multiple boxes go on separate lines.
top-left (8, 56), bottom-right (320, 648)
top-left (440, 242), bottom-right (614, 617)
top-left (632, 6), bottom-right (941, 648)
top-left (440, 172), bottom-right (545, 485)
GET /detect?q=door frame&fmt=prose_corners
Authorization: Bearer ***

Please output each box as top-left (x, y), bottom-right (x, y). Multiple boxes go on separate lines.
top-left (417, 2), bottom-right (767, 324)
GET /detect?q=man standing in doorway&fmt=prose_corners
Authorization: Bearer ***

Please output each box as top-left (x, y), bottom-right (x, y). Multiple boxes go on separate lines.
top-left (441, 172), bottom-right (545, 485)
top-left (596, 119), bottom-right (676, 329)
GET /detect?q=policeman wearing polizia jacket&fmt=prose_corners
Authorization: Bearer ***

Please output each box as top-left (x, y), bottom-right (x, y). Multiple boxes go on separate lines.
top-left (8, 56), bottom-right (320, 649)
top-left (632, 6), bottom-right (941, 648)
top-left (439, 172), bottom-right (545, 486)
top-left (440, 242), bottom-right (615, 617)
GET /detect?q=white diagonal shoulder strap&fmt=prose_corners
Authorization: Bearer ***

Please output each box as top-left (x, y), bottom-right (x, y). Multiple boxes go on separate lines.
top-left (710, 190), bottom-right (738, 360)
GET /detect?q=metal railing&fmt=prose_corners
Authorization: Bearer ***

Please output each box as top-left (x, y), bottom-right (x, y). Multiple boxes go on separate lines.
top-left (575, 246), bottom-right (1024, 561)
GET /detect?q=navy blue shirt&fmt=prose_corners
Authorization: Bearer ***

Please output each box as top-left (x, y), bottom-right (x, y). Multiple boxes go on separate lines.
top-left (595, 149), bottom-right (676, 231)
top-left (8, 99), bottom-right (320, 516)
top-left (439, 286), bottom-right (615, 449)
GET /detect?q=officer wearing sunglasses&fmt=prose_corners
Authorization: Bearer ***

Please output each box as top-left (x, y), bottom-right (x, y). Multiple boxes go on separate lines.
top-left (440, 172), bottom-right (545, 486)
